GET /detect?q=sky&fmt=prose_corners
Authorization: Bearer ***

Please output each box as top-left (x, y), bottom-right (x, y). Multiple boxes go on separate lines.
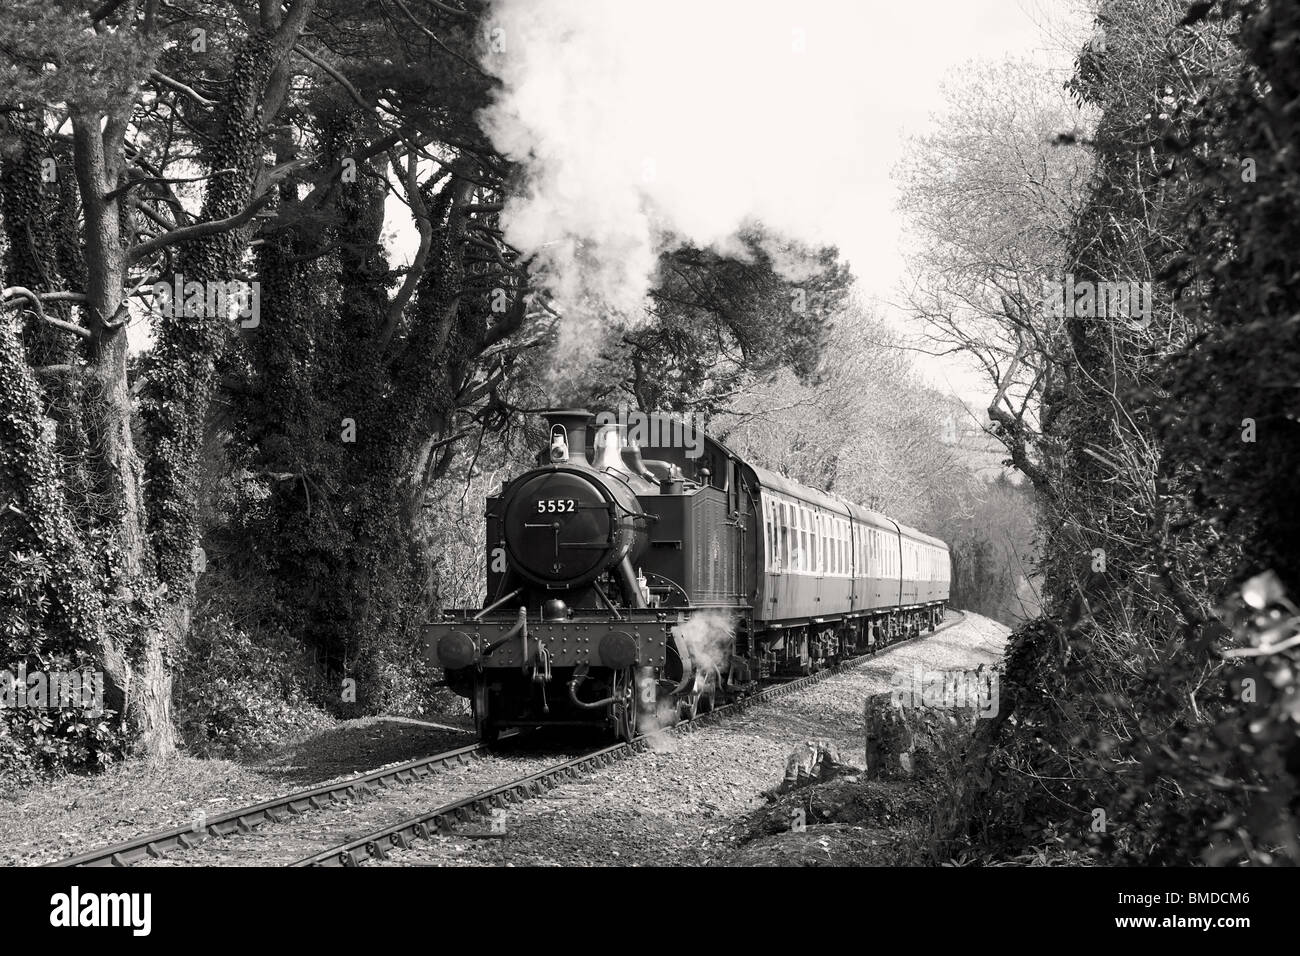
top-left (474, 0), bottom-right (1092, 405)
top-left (125, 0), bottom-right (1092, 410)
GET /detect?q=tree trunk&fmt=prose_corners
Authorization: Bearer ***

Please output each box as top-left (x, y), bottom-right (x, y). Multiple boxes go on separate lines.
top-left (72, 109), bottom-right (177, 755)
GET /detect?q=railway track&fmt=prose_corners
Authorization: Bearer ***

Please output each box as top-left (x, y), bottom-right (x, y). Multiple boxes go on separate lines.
top-left (293, 610), bottom-right (968, 867)
top-left (47, 739), bottom-right (487, 868)
top-left (48, 610), bottom-right (965, 868)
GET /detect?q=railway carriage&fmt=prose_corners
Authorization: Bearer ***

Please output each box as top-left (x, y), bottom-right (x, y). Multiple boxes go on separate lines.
top-left (422, 409), bottom-right (951, 743)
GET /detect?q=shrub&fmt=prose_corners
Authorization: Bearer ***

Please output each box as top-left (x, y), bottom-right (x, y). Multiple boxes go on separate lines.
top-left (174, 613), bottom-right (332, 758)
top-left (0, 705), bottom-right (127, 786)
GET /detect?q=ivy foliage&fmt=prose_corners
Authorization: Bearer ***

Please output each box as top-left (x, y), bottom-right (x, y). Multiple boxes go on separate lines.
top-left (943, 0), bottom-right (1300, 866)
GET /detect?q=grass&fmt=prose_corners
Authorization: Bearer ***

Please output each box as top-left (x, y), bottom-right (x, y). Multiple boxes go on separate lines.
top-left (0, 713), bottom-right (474, 866)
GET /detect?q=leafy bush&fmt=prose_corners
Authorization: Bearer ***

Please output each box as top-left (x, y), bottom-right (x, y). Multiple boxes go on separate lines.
top-left (174, 613), bottom-right (333, 758)
top-left (0, 705), bottom-right (127, 786)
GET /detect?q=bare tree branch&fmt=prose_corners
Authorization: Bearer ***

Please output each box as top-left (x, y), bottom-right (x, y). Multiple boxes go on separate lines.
top-left (1, 287), bottom-right (92, 341)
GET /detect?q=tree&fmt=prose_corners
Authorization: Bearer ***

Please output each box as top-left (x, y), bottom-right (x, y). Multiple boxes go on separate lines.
top-left (896, 57), bottom-right (1094, 493)
top-left (555, 229), bottom-right (851, 418)
top-left (915, 0), bottom-right (1300, 866)
top-left (199, 1), bottom-right (546, 708)
top-left (2, 0), bottom-right (322, 755)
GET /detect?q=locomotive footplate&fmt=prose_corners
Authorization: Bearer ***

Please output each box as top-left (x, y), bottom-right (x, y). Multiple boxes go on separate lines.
top-left (423, 609), bottom-right (672, 674)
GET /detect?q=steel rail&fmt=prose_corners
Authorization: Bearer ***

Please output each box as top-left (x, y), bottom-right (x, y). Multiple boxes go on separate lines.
top-left (293, 609), bottom-right (968, 867)
top-left (47, 739), bottom-right (487, 868)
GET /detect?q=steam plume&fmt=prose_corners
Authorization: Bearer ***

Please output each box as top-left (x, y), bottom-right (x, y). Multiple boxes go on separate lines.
top-left (476, 0), bottom-right (880, 351)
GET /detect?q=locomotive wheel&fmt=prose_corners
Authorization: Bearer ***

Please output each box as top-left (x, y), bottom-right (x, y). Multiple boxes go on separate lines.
top-left (679, 693), bottom-right (695, 722)
top-left (683, 691), bottom-right (702, 721)
top-left (680, 677), bottom-right (716, 721)
top-left (473, 679), bottom-right (500, 746)
top-left (612, 667), bottom-right (640, 743)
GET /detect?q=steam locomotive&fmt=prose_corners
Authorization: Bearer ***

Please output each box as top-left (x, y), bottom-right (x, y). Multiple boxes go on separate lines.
top-left (422, 409), bottom-right (951, 743)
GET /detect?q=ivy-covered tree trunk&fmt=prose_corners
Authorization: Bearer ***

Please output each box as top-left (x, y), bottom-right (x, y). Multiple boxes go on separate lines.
top-left (0, 112), bottom-right (104, 669)
top-left (134, 10), bottom-right (314, 756)
top-left (69, 107), bottom-right (155, 734)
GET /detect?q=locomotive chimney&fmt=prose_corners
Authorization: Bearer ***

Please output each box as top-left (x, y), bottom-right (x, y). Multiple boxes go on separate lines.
top-left (543, 409), bottom-right (594, 464)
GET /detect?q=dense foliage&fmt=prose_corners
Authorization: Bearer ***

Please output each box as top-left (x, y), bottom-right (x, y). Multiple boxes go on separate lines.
top-left (906, 0), bottom-right (1300, 865)
top-left (0, 0), bottom-right (855, 771)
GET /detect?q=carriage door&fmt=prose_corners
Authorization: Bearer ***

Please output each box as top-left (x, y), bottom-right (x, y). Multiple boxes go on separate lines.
top-left (728, 459), bottom-right (746, 604)
top-left (813, 511), bottom-right (826, 610)
top-left (763, 495), bottom-right (780, 617)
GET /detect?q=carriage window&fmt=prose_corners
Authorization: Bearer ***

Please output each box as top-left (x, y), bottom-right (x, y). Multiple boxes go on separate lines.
top-left (761, 500), bottom-right (768, 569)
top-left (805, 511), bottom-right (812, 575)
top-left (787, 505), bottom-right (795, 571)
top-left (821, 516), bottom-right (829, 574)
top-left (813, 512), bottom-right (821, 574)
top-left (785, 503), bottom-right (796, 572)
top-left (786, 502), bottom-right (795, 571)
top-left (777, 502), bottom-right (785, 570)
top-left (821, 514), bottom-right (827, 575)
top-left (808, 511), bottom-right (816, 574)
top-left (780, 502), bottom-right (790, 567)
top-left (780, 504), bottom-right (790, 572)
top-left (814, 511), bottom-right (821, 574)
top-left (821, 515), bottom-right (832, 574)
top-left (769, 501), bottom-right (777, 570)
top-left (819, 515), bottom-right (826, 574)
top-left (778, 502), bottom-right (789, 572)
top-left (784, 502), bottom-right (792, 572)
top-left (764, 504), bottom-right (774, 572)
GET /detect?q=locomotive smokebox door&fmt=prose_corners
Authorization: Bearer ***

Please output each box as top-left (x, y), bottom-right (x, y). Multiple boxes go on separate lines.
top-left (503, 471), bottom-right (616, 586)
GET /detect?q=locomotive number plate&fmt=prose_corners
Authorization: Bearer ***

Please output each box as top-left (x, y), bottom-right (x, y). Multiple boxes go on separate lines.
top-left (536, 498), bottom-right (577, 513)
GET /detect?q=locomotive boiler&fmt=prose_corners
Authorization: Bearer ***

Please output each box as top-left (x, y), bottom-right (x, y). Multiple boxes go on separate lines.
top-left (422, 409), bottom-right (951, 743)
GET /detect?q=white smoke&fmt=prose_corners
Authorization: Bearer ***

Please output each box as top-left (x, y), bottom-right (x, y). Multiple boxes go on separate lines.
top-left (634, 610), bottom-right (735, 750)
top-left (676, 609), bottom-right (736, 691)
top-left (476, 0), bottom-right (884, 354)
